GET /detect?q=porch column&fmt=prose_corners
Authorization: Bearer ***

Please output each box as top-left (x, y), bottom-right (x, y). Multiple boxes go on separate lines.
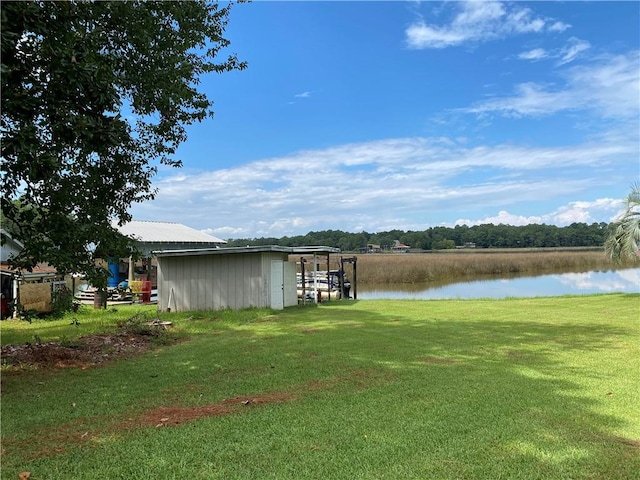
top-left (12, 277), bottom-right (18, 318)
top-left (128, 256), bottom-right (134, 283)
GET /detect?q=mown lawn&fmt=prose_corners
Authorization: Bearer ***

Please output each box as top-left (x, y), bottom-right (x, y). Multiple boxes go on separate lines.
top-left (1, 294), bottom-right (639, 479)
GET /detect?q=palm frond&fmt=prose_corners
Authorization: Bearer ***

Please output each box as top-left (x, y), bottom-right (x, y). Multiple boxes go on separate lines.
top-left (604, 183), bottom-right (640, 264)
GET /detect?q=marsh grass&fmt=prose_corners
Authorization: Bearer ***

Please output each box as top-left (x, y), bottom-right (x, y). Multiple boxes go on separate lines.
top-left (340, 249), bottom-right (620, 284)
top-left (1, 295), bottom-right (639, 479)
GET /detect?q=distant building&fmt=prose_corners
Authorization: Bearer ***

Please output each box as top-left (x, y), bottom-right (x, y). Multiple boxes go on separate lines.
top-left (391, 240), bottom-right (410, 253)
top-left (365, 244), bottom-right (381, 253)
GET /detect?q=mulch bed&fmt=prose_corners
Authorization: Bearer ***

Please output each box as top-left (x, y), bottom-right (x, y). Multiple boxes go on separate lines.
top-left (1, 333), bottom-right (155, 370)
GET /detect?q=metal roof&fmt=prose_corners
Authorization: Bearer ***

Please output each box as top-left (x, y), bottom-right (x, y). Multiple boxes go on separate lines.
top-left (154, 245), bottom-right (340, 258)
top-left (117, 220), bottom-right (226, 244)
top-left (1, 229), bottom-right (24, 262)
top-left (1, 262), bottom-right (60, 278)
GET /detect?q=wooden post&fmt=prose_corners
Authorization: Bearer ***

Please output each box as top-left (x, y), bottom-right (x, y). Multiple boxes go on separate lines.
top-left (339, 257), bottom-right (345, 299)
top-left (326, 253), bottom-right (330, 302)
top-left (300, 257), bottom-right (306, 305)
top-left (352, 257), bottom-right (357, 300)
top-left (339, 256), bottom-right (357, 300)
top-left (313, 253), bottom-right (318, 303)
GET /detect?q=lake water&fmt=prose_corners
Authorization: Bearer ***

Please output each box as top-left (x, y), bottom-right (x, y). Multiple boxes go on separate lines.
top-left (357, 268), bottom-right (640, 300)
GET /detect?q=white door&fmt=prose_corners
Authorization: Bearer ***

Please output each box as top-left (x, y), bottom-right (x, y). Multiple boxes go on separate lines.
top-left (283, 261), bottom-right (297, 307)
top-left (270, 260), bottom-right (284, 309)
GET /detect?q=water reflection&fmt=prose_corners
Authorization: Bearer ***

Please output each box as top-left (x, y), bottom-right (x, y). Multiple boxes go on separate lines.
top-left (358, 268), bottom-right (640, 300)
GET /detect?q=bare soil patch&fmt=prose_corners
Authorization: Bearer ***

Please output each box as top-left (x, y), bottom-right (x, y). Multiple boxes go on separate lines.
top-left (1, 333), bottom-right (158, 370)
top-left (2, 368), bottom-right (391, 461)
top-left (125, 392), bottom-right (297, 429)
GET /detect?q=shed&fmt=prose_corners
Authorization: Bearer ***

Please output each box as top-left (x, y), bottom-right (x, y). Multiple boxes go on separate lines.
top-left (154, 246), bottom-right (339, 312)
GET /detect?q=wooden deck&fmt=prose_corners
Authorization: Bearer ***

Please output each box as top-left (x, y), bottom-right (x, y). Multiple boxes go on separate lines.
top-left (76, 287), bottom-right (158, 306)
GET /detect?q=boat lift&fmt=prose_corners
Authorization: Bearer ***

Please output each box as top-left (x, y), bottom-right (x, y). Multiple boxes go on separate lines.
top-left (298, 253), bottom-right (357, 304)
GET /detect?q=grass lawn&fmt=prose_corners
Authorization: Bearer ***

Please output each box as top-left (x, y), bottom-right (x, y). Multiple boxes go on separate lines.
top-left (1, 294), bottom-right (639, 479)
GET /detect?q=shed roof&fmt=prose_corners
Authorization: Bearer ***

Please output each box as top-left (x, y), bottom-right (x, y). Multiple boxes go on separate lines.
top-left (117, 220), bottom-right (226, 244)
top-left (154, 245), bottom-right (340, 258)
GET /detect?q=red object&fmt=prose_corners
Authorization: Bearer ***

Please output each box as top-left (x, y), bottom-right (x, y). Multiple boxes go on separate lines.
top-left (1, 295), bottom-right (9, 318)
top-left (141, 281), bottom-right (152, 303)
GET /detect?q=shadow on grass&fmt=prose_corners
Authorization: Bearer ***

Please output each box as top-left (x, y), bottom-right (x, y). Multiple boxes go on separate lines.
top-left (1, 297), bottom-right (638, 478)
top-left (269, 298), bottom-right (639, 477)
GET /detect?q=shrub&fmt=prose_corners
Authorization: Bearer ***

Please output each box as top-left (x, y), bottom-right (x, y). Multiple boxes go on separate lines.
top-left (51, 286), bottom-right (79, 318)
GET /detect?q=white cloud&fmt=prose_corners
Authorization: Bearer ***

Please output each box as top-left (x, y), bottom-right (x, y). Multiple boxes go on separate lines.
top-left (406, 1), bottom-right (568, 49)
top-left (566, 51), bottom-right (640, 118)
top-left (203, 226), bottom-right (245, 238)
top-left (454, 198), bottom-right (625, 227)
top-left (469, 82), bottom-right (577, 117)
top-left (557, 37), bottom-right (591, 65)
top-left (130, 131), bottom-right (636, 238)
top-left (518, 48), bottom-right (547, 61)
top-left (294, 91), bottom-right (311, 98)
top-left (516, 38), bottom-right (590, 65)
top-left (406, 21), bottom-right (467, 49)
top-left (548, 21), bottom-right (571, 33)
top-left (466, 50), bottom-right (640, 118)
top-left (551, 198), bottom-right (623, 224)
top-left (455, 210), bottom-right (542, 226)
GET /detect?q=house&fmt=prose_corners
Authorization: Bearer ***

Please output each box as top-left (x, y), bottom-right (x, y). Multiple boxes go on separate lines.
top-left (117, 220), bottom-right (226, 256)
top-left (113, 220), bottom-right (227, 287)
top-left (1, 229), bottom-right (64, 317)
top-left (1, 229), bottom-right (23, 263)
top-left (154, 245), bottom-right (340, 312)
top-left (365, 244), bottom-right (381, 253)
top-left (391, 240), bottom-right (410, 253)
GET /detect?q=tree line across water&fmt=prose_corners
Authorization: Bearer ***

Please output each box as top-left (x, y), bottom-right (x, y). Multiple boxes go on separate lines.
top-left (225, 222), bottom-right (610, 252)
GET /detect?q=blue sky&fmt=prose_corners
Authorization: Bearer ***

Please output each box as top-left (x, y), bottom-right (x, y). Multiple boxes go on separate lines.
top-left (130, 1), bottom-right (640, 240)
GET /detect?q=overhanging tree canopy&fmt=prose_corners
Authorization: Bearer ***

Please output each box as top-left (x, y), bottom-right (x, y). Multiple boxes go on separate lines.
top-left (1, 1), bottom-right (246, 286)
